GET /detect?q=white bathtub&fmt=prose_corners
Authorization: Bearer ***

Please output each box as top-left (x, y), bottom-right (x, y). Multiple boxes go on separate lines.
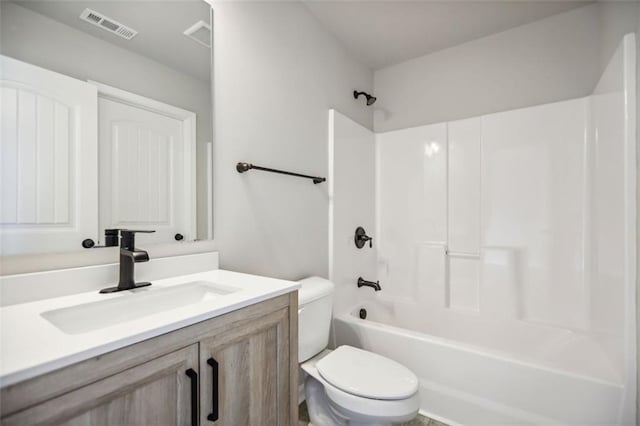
top-left (333, 302), bottom-right (626, 426)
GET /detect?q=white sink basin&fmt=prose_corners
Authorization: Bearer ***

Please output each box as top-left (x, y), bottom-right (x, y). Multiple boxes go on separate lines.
top-left (41, 281), bottom-right (239, 334)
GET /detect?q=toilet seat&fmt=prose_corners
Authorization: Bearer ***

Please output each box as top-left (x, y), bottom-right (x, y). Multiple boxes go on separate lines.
top-left (301, 347), bottom-right (420, 424)
top-left (316, 346), bottom-right (419, 400)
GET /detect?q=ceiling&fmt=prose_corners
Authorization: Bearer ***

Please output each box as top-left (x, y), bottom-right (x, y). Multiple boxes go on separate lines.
top-left (13, 0), bottom-right (212, 82)
top-left (303, 1), bottom-right (592, 70)
top-left (15, 1), bottom-right (592, 76)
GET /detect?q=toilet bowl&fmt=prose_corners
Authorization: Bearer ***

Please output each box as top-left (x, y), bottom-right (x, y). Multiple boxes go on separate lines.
top-left (297, 277), bottom-right (420, 426)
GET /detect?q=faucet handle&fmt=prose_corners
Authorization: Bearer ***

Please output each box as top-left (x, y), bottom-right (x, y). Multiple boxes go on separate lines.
top-left (104, 229), bottom-right (122, 247)
top-left (354, 226), bottom-right (373, 249)
top-left (120, 229), bottom-right (155, 250)
top-left (82, 228), bottom-right (122, 249)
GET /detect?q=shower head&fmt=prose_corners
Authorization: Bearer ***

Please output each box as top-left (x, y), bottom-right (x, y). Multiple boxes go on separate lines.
top-left (353, 90), bottom-right (377, 106)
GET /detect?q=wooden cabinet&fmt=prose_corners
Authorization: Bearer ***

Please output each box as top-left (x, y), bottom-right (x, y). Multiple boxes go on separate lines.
top-left (0, 293), bottom-right (298, 426)
top-left (200, 307), bottom-right (290, 425)
top-left (3, 345), bottom-right (198, 426)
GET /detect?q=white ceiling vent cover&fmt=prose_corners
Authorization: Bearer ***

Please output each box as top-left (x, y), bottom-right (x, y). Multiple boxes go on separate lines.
top-left (183, 20), bottom-right (211, 48)
top-left (79, 8), bottom-right (138, 40)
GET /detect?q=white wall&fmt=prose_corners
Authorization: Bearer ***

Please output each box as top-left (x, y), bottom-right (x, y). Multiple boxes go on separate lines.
top-left (0, 0), bottom-right (374, 278)
top-left (594, 5), bottom-right (640, 415)
top-left (376, 98), bottom-right (590, 330)
top-left (370, 0), bottom-right (639, 416)
top-left (590, 38), bottom-right (630, 390)
top-left (213, 1), bottom-right (373, 280)
top-left (0, 2), bottom-right (213, 241)
top-left (373, 3), bottom-right (639, 133)
top-left (328, 110), bottom-right (376, 317)
top-left (377, 123), bottom-right (448, 302)
top-left (636, 7), bottom-right (640, 422)
top-left (373, 34), bottom-right (637, 423)
top-left (598, 2), bottom-right (640, 74)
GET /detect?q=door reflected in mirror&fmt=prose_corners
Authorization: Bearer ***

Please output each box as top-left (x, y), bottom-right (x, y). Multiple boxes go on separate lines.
top-left (0, 1), bottom-right (213, 255)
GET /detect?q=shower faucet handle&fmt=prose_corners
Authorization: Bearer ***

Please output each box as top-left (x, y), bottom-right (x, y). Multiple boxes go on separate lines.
top-left (355, 226), bottom-right (373, 249)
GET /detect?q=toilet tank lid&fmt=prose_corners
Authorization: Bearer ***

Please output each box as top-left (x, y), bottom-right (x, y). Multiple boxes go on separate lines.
top-left (297, 277), bottom-right (334, 305)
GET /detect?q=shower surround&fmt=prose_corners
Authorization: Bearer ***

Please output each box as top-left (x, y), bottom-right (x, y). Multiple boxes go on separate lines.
top-left (330, 34), bottom-right (636, 424)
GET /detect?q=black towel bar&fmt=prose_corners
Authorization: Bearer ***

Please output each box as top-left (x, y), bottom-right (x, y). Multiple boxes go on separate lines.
top-left (236, 162), bottom-right (326, 184)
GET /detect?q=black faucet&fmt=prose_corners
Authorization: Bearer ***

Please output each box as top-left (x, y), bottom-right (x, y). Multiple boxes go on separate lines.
top-left (100, 230), bottom-right (155, 293)
top-left (357, 277), bottom-right (381, 291)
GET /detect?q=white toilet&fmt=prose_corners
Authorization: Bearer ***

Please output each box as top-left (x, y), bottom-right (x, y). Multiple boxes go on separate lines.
top-left (298, 277), bottom-right (420, 426)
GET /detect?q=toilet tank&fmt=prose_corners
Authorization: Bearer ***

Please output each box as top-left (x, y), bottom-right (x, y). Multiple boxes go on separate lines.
top-left (297, 277), bottom-right (334, 363)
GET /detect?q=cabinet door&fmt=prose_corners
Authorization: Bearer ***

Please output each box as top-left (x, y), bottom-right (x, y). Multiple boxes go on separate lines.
top-left (3, 344), bottom-right (199, 426)
top-left (199, 308), bottom-right (291, 426)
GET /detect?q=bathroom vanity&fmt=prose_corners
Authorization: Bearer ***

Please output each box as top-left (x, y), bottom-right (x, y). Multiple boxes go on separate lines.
top-left (0, 261), bottom-right (299, 425)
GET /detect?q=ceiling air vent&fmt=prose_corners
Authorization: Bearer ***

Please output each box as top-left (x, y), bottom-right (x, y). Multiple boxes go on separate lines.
top-left (79, 8), bottom-right (138, 40)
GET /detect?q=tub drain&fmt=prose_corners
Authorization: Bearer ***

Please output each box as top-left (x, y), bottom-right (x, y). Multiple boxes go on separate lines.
top-left (359, 308), bottom-right (367, 319)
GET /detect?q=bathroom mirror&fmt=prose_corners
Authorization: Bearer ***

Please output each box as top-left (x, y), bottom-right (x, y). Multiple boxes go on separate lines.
top-left (0, 0), bottom-right (213, 256)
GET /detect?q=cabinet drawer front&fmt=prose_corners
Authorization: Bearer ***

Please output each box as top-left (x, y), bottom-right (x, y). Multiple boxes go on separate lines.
top-left (3, 344), bottom-right (198, 426)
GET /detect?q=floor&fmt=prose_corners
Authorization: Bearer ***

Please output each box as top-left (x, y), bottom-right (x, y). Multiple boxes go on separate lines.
top-left (298, 402), bottom-right (448, 426)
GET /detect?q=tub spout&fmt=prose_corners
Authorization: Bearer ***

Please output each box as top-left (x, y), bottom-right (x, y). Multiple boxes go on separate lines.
top-left (357, 277), bottom-right (381, 291)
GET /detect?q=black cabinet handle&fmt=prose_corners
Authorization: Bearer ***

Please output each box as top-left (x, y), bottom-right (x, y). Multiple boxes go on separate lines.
top-left (185, 368), bottom-right (198, 426)
top-left (207, 357), bottom-right (219, 422)
top-left (175, 233), bottom-right (184, 241)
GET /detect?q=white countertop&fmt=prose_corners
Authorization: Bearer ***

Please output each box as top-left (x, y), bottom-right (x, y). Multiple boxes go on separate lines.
top-left (0, 269), bottom-right (299, 388)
